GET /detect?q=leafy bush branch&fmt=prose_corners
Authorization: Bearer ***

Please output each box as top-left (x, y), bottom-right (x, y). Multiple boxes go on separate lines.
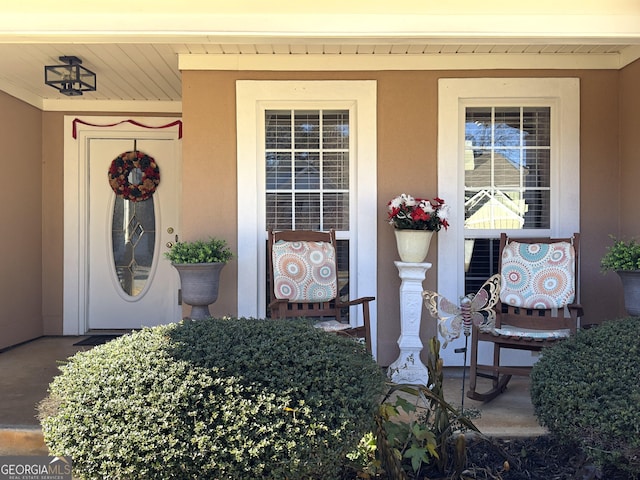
top-left (374, 337), bottom-right (481, 479)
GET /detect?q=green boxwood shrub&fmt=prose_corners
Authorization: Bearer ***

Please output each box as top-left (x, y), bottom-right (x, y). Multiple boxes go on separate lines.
top-left (40, 318), bottom-right (386, 480)
top-left (530, 317), bottom-right (640, 475)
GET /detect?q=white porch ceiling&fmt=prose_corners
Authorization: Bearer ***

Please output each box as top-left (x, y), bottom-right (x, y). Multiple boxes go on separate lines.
top-left (1, 42), bottom-right (638, 112)
top-left (1, 0), bottom-right (639, 112)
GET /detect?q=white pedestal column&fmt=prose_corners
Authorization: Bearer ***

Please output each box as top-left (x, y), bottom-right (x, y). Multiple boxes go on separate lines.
top-left (388, 261), bottom-right (432, 385)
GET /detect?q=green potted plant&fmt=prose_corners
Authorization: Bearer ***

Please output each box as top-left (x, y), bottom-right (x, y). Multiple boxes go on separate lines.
top-left (164, 238), bottom-right (233, 319)
top-left (601, 235), bottom-right (640, 315)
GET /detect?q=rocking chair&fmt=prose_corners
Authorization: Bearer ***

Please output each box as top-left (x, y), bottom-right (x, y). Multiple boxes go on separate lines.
top-left (267, 229), bottom-right (375, 353)
top-left (467, 233), bottom-right (583, 402)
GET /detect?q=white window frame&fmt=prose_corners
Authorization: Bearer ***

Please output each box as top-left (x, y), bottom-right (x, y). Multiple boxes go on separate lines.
top-left (236, 80), bottom-right (378, 356)
top-left (437, 77), bottom-right (580, 364)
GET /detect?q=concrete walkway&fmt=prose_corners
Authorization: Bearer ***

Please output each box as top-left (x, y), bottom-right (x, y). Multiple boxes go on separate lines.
top-left (0, 336), bottom-right (86, 455)
top-left (0, 336), bottom-right (544, 455)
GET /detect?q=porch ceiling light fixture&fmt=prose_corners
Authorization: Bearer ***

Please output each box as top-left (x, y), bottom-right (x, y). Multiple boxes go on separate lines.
top-left (44, 56), bottom-right (96, 96)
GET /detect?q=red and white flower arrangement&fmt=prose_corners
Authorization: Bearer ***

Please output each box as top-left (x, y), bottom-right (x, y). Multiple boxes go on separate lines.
top-left (387, 194), bottom-right (450, 231)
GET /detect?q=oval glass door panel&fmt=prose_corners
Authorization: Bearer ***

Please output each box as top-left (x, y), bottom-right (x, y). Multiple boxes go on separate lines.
top-left (111, 197), bottom-right (156, 297)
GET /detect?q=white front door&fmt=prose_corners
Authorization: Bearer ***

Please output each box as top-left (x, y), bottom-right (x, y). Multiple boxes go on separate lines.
top-left (87, 138), bottom-right (181, 329)
top-left (63, 117), bottom-right (183, 334)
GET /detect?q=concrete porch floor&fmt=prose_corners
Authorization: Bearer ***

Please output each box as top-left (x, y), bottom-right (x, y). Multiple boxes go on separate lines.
top-left (0, 336), bottom-right (545, 455)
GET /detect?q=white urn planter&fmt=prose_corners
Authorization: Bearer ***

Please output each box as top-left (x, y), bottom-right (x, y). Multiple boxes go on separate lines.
top-left (172, 262), bottom-right (225, 320)
top-left (394, 230), bottom-right (434, 263)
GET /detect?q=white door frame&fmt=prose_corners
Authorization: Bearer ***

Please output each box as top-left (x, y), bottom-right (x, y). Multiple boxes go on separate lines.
top-left (63, 116), bottom-right (183, 335)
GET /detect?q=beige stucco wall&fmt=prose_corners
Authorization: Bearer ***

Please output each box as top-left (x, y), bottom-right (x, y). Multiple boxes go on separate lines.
top-left (41, 112), bottom-right (64, 336)
top-left (2, 63), bottom-right (637, 360)
top-left (616, 59), bottom-right (640, 314)
top-left (181, 72), bottom-right (239, 319)
top-left (620, 60), bottom-right (640, 245)
top-left (182, 68), bottom-right (626, 366)
top-left (0, 91), bottom-right (43, 348)
top-left (580, 68), bottom-right (626, 322)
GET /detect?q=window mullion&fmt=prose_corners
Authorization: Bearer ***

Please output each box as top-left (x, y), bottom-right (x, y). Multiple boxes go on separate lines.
top-left (490, 107), bottom-right (496, 229)
top-left (519, 107), bottom-right (525, 206)
top-left (319, 111), bottom-right (324, 232)
top-left (290, 109), bottom-right (296, 230)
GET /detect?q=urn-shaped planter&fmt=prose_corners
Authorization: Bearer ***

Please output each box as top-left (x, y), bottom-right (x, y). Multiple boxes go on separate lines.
top-left (394, 230), bottom-right (434, 263)
top-left (616, 270), bottom-right (640, 316)
top-left (172, 262), bottom-right (226, 320)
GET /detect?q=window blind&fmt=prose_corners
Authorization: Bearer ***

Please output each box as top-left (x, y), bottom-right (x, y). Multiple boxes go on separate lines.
top-left (265, 109), bottom-right (350, 231)
top-left (464, 106), bottom-right (551, 230)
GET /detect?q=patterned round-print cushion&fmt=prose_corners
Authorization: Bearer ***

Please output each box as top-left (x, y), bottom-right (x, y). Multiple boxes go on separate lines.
top-left (500, 241), bottom-right (575, 309)
top-left (272, 240), bottom-right (337, 302)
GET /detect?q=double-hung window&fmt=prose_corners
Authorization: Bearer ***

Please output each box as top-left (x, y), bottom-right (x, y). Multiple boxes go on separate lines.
top-left (437, 78), bottom-right (580, 365)
top-left (265, 109), bottom-right (351, 308)
top-left (464, 105), bottom-right (552, 292)
top-left (236, 81), bottom-right (377, 354)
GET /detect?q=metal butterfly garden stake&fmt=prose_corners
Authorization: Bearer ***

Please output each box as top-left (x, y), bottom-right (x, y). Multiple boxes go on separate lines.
top-left (422, 274), bottom-right (500, 409)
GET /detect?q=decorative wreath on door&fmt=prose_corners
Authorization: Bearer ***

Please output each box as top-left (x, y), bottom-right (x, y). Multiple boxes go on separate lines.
top-left (108, 150), bottom-right (160, 202)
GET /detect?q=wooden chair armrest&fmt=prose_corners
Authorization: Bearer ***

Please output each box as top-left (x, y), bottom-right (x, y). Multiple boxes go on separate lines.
top-left (268, 298), bottom-right (290, 318)
top-left (336, 296), bottom-right (375, 307)
top-left (267, 298), bottom-right (289, 308)
top-left (337, 326), bottom-right (366, 337)
top-left (568, 303), bottom-right (584, 317)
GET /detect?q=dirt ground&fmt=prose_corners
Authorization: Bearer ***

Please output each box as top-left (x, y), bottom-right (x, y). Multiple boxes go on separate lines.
top-left (343, 434), bottom-right (635, 479)
top-left (445, 435), bottom-right (634, 480)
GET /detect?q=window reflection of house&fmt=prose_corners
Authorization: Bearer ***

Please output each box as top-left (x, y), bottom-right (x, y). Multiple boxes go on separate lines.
top-left (463, 113), bottom-right (550, 294)
top-left (463, 111), bottom-right (551, 231)
top-left (464, 147), bottom-right (527, 230)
